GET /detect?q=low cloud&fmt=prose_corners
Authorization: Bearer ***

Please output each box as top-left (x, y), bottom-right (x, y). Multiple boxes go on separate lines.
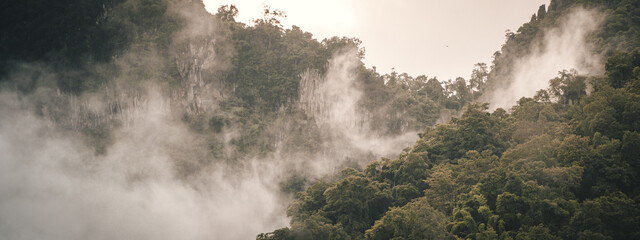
top-left (0, 88), bottom-right (289, 240)
top-left (486, 7), bottom-right (605, 109)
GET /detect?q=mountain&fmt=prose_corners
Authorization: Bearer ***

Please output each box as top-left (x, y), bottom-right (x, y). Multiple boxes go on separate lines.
top-left (0, 0), bottom-right (469, 238)
top-left (0, 0), bottom-right (639, 239)
top-left (259, 0), bottom-right (640, 239)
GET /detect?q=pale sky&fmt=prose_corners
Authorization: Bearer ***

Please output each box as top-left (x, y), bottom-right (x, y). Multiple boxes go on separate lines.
top-left (203, 0), bottom-right (550, 81)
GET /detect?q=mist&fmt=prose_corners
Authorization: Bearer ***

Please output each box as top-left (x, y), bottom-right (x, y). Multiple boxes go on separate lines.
top-left (0, 46), bottom-right (416, 240)
top-left (485, 7), bottom-right (605, 109)
top-left (2, 1), bottom-right (562, 239)
top-left (299, 49), bottom-right (417, 164)
top-left (0, 2), bottom-right (285, 239)
top-left (0, 86), bottom-right (298, 239)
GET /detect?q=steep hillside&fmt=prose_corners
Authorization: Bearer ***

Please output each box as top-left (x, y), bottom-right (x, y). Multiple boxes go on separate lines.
top-left (484, 0), bottom-right (640, 108)
top-left (1, 0), bottom-right (639, 239)
top-left (259, 0), bottom-right (640, 239)
top-left (0, 1), bottom-right (476, 239)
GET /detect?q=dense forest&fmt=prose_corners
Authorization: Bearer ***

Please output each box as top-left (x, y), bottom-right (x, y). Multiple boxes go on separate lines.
top-left (0, 0), bottom-right (462, 161)
top-left (1, 0), bottom-right (639, 239)
top-left (258, 0), bottom-right (640, 239)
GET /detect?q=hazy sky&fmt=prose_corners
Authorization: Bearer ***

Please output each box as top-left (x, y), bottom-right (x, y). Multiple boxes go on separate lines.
top-left (203, 0), bottom-right (550, 81)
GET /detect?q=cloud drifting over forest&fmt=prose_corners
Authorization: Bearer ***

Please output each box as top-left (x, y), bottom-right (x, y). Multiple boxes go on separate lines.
top-left (487, 7), bottom-right (605, 109)
top-left (0, 88), bottom-right (293, 240)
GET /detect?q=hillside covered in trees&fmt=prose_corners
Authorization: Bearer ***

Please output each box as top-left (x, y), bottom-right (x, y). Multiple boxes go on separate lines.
top-left (0, 0), bottom-right (478, 162)
top-left (1, 0), bottom-right (639, 239)
top-left (258, 0), bottom-right (640, 239)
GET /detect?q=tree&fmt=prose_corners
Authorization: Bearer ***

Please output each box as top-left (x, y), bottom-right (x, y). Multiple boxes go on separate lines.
top-left (605, 49), bottom-right (640, 88)
top-left (216, 4), bottom-right (238, 22)
top-left (515, 224), bottom-right (560, 240)
top-left (424, 165), bottom-right (457, 214)
top-left (470, 63), bottom-right (489, 98)
top-left (569, 192), bottom-right (640, 240)
top-left (259, 5), bottom-right (287, 27)
top-left (423, 77), bottom-right (445, 103)
top-left (365, 198), bottom-right (452, 240)
top-left (548, 70), bottom-right (587, 105)
top-left (323, 175), bottom-right (386, 238)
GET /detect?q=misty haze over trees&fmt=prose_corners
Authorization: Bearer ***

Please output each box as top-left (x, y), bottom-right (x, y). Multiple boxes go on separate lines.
top-left (1, 0), bottom-right (640, 239)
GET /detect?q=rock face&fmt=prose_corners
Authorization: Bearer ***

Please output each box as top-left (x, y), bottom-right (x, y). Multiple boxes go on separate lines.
top-left (296, 50), bottom-right (415, 162)
top-left (175, 38), bottom-right (221, 114)
top-left (298, 50), bottom-right (369, 132)
top-left (298, 69), bottom-right (326, 123)
top-left (38, 36), bottom-right (225, 130)
top-left (33, 40), bottom-right (413, 167)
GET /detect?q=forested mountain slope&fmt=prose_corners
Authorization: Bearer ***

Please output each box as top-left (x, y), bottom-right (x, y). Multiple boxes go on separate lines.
top-left (0, 0), bottom-right (469, 164)
top-left (0, 0), bottom-right (478, 238)
top-left (0, 0), bottom-right (639, 239)
top-left (259, 0), bottom-right (640, 239)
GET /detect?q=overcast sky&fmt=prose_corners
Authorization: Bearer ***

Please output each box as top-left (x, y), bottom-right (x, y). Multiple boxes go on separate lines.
top-left (203, 0), bottom-right (550, 81)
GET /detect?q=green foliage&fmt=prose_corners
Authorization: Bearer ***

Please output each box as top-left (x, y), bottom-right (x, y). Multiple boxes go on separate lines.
top-left (264, 1), bottom-right (640, 239)
top-left (365, 197), bottom-right (452, 240)
top-left (548, 70), bottom-right (587, 105)
top-left (322, 175), bottom-right (389, 238)
top-left (420, 103), bottom-right (511, 161)
top-left (569, 192), bottom-right (640, 239)
top-left (3, 1), bottom-right (640, 239)
top-left (487, 0), bottom-right (640, 95)
top-left (515, 224), bottom-right (561, 240)
top-left (605, 49), bottom-right (640, 88)
top-left (269, 28), bottom-right (640, 240)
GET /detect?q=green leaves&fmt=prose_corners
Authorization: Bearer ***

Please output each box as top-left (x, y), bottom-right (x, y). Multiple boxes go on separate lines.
top-left (569, 192), bottom-right (640, 239)
top-left (420, 103), bottom-right (510, 161)
top-left (323, 176), bottom-right (383, 237)
top-left (365, 198), bottom-right (451, 240)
